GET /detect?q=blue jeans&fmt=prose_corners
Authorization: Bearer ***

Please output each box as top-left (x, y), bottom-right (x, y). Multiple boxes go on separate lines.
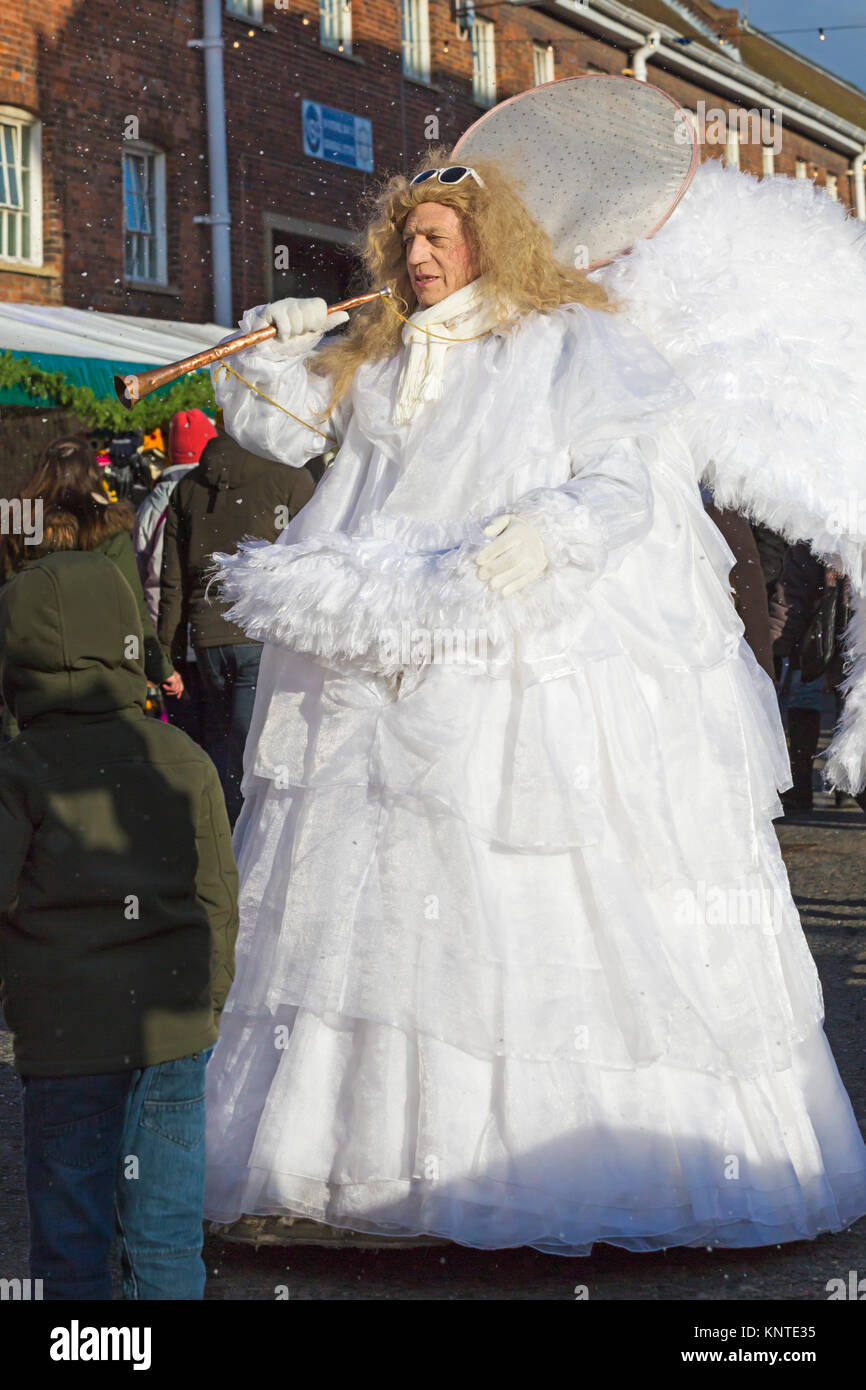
top-left (784, 670), bottom-right (825, 713)
top-left (196, 643), bottom-right (262, 825)
top-left (22, 1050), bottom-right (211, 1301)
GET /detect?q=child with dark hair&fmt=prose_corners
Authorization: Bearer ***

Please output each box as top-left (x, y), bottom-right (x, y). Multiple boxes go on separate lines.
top-left (0, 551), bottom-right (238, 1300)
top-left (0, 436), bottom-right (180, 697)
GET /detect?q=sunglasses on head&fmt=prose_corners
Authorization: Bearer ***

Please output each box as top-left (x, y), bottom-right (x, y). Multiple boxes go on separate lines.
top-left (410, 165), bottom-right (485, 189)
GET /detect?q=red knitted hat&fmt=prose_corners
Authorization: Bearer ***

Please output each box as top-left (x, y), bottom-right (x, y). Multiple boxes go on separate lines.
top-left (169, 409), bottom-right (217, 466)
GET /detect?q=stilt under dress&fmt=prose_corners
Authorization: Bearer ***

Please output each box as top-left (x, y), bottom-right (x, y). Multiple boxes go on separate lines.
top-left (203, 297), bottom-right (866, 1253)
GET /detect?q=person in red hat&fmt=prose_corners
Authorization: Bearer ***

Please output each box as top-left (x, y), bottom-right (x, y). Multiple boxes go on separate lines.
top-left (169, 409), bottom-right (219, 470)
top-left (134, 409), bottom-right (217, 740)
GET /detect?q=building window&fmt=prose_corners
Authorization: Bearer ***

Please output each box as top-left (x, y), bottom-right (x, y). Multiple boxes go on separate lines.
top-left (0, 107), bottom-right (42, 265)
top-left (825, 173), bottom-right (838, 201)
top-left (795, 158), bottom-right (807, 179)
top-left (123, 144), bottom-right (167, 285)
top-left (401, 0), bottom-right (430, 82)
top-left (472, 17), bottom-right (496, 106)
top-left (532, 42), bottom-right (554, 87)
top-left (226, 0), bottom-right (263, 20)
top-left (321, 0), bottom-right (352, 54)
top-left (762, 144), bottom-right (775, 176)
top-left (266, 220), bottom-right (358, 305)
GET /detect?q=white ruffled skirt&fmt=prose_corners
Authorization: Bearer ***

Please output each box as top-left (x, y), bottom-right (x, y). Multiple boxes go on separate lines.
top-left (206, 1009), bottom-right (866, 1253)
top-left (204, 634), bottom-right (866, 1252)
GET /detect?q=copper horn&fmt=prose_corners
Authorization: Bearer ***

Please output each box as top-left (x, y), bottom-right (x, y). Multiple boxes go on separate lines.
top-left (113, 287), bottom-right (393, 409)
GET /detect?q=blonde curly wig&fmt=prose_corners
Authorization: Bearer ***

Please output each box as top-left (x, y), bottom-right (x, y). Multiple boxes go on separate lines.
top-left (310, 145), bottom-right (617, 421)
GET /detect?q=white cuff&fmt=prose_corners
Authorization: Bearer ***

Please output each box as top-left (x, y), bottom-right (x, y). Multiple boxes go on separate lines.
top-left (515, 489), bottom-right (608, 580)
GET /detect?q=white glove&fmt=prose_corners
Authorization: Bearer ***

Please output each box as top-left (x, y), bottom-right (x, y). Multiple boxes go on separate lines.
top-left (476, 514), bottom-right (548, 597)
top-left (255, 296), bottom-right (349, 353)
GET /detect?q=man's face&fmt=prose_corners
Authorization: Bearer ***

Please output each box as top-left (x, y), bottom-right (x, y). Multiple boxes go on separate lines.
top-left (402, 202), bottom-right (479, 308)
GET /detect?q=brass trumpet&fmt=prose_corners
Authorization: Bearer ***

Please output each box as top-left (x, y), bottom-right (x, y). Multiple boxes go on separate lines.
top-left (113, 287), bottom-right (392, 410)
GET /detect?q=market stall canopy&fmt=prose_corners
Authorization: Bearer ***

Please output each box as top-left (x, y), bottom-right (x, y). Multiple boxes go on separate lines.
top-left (0, 304), bottom-right (226, 403)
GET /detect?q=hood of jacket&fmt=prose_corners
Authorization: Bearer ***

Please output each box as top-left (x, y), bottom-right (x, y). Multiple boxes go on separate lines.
top-left (0, 550), bottom-right (147, 727)
top-left (195, 430), bottom-right (281, 490)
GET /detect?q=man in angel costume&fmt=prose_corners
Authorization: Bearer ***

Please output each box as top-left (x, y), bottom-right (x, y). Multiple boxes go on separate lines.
top-left (204, 77), bottom-right (866, 1254)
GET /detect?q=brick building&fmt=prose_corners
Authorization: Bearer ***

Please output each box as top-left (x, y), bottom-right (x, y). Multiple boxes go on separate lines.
top-left (1, 0), bottom-right (864, 328)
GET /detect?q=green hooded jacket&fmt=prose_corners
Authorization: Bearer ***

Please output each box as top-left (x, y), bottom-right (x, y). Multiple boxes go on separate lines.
top-left (0, 551), bottom-right (238, 1076)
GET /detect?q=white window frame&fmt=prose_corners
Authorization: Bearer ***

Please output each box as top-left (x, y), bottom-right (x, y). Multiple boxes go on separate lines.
top-left (532, 41), bottom-right (554, 87)
top-left (226, 0), bottom-right (264, 21)
top-left (795, 158), bottom-right (808, 179)
top-left (401, 0), bottom-right (431, 83)
top-left (320, 0), bottom-right (352, 54)
top-left (825, 173), bottom-right (838, 201)
top-left (761, 144), bottom-right (775, 176)
top-left (122, 142), bottom-right (168, 286)
top-left (724, 126), bottom-right (740, 168)
top-left (472, 16), bottom-right (497, 107)
top-left (0, 106), bottom-right (42, 267)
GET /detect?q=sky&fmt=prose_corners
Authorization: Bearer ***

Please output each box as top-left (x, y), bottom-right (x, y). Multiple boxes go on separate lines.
top-left (742, 1), bottom-right (866, 92)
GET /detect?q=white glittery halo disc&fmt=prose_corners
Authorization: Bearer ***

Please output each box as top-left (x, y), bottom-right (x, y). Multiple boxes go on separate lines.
top-left (453, 74), bottom-right (699, 270)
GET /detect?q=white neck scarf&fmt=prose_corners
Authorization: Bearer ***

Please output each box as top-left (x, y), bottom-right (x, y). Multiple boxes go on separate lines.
top-left (393, 274), bottom-right (503, 425)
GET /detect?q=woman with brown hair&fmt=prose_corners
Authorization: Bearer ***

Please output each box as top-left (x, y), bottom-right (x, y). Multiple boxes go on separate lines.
top-left (0, 435), bottom-right (178, 693)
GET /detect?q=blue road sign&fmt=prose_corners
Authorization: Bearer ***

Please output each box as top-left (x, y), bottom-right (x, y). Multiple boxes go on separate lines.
top-left (302, 99), bottom-right (374, 172)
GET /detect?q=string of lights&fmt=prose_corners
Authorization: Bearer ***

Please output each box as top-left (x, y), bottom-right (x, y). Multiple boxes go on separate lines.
top-left (768, 26), bottom-right (866, 38)
top-left (226, 8), bottom-right (866, 57)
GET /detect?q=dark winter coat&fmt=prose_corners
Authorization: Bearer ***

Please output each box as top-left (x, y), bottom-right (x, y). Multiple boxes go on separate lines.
top-left (774, 543), bottom-right (825, 666)
top-left (752, 524), bottom-right (788, 592)
top-left (158, 431), bottom-right (314, 661)
top-left (95, 502), bottom-right (174, 684)
top-left (0, 501), bottom-right (172, 743)
top-left (704, 501), bottom-right (775, 679)
top-left (0, 551), bottom-right (239, 1077)
top-left (1, 498), bottom-right (172, 686)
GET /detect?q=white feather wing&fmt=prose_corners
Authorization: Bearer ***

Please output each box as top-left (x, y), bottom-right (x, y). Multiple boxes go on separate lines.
top-left (595, 158), bottom-right (866, 792)
top-left (595, 158), bottom-right (866, 585)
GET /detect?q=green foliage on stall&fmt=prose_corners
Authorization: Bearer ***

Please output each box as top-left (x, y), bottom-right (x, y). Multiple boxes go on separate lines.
top-left (0, 352), bottom-right (216, 430)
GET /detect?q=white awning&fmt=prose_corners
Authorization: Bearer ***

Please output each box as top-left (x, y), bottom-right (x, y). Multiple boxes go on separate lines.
top-left (0, 303), bottom-right (226, 365)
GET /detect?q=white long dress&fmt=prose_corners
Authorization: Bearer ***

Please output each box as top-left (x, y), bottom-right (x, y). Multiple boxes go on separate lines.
top-left (203, 294), bottom-right (866, 1254)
